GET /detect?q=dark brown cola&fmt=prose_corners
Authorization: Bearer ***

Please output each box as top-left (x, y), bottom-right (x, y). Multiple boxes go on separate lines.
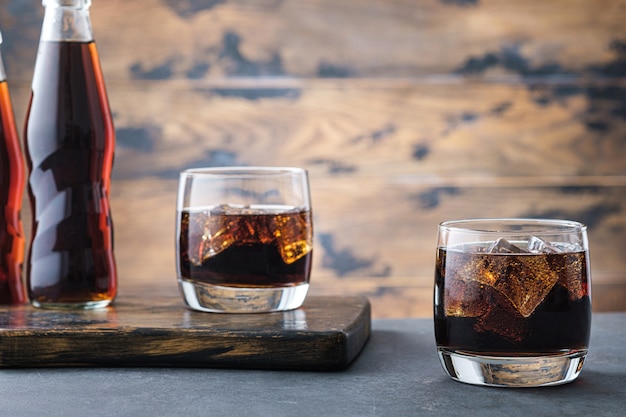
top-left (434, 247), bottom-right (591, 354)
top-left (24, 41), bottom-right (117, 308)
top-left (0, 79), bottom-right (26, 305)
top-left (178, 206), bottom-right (313, 288)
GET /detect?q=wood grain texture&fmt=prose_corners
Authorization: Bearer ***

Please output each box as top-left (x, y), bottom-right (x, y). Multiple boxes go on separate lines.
top-left (0, 293), bottom-right (371, 370)
top-left (0, 0), bottom-right (625, 318)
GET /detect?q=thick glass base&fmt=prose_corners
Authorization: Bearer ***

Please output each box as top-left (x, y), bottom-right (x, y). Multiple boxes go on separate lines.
top-left (32, 299), bottom-right (114, 310)
top-left (437, 348), bottom-right (587, 387)
top-left (178, 279), bottom-right (309, 313)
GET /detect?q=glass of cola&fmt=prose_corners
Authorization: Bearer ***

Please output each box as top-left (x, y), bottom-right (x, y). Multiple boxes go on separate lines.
top-left (434, 219), bottom-right (591, 387)
top-left (176, 167), bottom-right (313, 313)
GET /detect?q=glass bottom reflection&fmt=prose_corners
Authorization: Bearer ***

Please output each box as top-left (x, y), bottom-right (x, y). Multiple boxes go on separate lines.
top-left (437, 348), bottom-right (587, 387)
top-left (178, 279), bottom-right (309, 313)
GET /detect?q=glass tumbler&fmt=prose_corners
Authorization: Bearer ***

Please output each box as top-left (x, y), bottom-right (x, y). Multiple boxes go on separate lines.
top-left (434, 218), bottom-right (591, 387)
top-left (176, 167), bottom-right (313, 313)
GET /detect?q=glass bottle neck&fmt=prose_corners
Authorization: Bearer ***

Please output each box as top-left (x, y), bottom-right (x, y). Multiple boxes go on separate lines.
top-left (40, 1), bottom-right (93, 42)
top-left (0, 31), bottom-right (6, 82)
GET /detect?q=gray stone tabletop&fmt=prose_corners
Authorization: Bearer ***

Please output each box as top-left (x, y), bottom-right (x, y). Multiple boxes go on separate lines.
top-left (0, 313), bottom-right (624, 417)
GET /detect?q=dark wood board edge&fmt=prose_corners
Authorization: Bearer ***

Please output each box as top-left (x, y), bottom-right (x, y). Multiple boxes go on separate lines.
top-left (0, 296), bottom-right (371, 371)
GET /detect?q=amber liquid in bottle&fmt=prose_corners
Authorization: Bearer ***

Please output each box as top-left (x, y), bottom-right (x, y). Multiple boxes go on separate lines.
top-left (24, 41), bottom-right (117, 308)
top-left (0, 80), bottom-right (26, 305)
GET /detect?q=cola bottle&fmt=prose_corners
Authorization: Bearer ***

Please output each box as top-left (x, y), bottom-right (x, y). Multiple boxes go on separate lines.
top-left (24, 0), bottom-right (117, 309)
top-left (0, 30), bottom-right (26, 305)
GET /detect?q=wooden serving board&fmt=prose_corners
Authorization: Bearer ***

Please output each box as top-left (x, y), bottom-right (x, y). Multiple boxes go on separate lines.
top-left (0, 295), bottom-right (371, 371)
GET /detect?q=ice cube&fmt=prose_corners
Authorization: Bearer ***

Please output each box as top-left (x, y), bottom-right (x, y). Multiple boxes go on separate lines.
top-left (443, 250), bottom-right (529, 340)
top-left (487, 238), bottom-right (528, 254)
top-left (272, 211), bottom-right (312, 265)
top-left (446, 242), bottom-right (560, 318)
top-left (557, 252), bottom-right (588, 301)
top-left (483, 238), bottom-right (560, 317)
top-left (187, 208), bottom-right (238, 266)
top-left (210, 204), bottom-right (275, 246)
top-left (488, 253), bottom-right (560, 317)
top-left (475, 299), bottom-right (527, 342)
top-left (527, 236), bottom-right (561, 254)
top-left (444, 277), bottom-right (492, 318)
top-left (527, 237), bottom-right (588, 301)
top-left (496, 255), bottom-right (559, 317)
top-left (213, 203), bottom-right (243, 215)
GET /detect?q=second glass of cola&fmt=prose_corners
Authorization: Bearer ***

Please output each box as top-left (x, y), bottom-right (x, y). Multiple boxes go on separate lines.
top-left (434, 218), bottom-right (592, 387)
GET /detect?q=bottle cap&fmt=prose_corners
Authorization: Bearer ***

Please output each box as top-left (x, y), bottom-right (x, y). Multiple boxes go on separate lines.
top-left (43, 0), bottom-right (91, 8)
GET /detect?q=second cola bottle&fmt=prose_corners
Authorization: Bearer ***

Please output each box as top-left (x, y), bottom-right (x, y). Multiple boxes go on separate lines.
top-left (24, 0), bottom-right (117, 309)
top-left (0, 30), bottom-right (26, 305)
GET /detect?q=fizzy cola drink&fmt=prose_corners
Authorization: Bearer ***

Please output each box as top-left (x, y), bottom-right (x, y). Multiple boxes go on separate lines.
top-left (0, 30), bottom-right (26, 305)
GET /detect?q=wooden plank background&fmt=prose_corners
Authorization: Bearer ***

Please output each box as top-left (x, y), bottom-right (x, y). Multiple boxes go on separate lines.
top-left (1, 0), bottom-right (625, 318)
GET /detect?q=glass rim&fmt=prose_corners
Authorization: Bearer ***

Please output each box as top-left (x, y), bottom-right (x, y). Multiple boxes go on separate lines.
top-left (439, 218), bottom-right (587, 235)
top-left (180, 166), bottom-right (307, 177)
